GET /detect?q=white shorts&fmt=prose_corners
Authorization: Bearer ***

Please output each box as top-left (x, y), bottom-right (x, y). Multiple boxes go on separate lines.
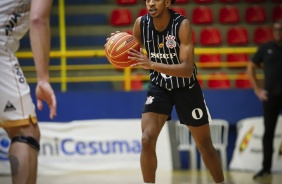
top-left (0, 49), bottom-right (37, 128)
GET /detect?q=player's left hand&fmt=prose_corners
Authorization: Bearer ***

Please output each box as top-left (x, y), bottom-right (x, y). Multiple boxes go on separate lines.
top-left (36, 81), bottom-right (57, 119)
top-left (128, 48), bottom-right (153, 69)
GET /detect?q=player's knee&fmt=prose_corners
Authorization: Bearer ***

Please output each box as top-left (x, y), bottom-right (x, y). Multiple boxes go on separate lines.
top-left (11, 136), bottom-right (40, 152)
top-left (141, 132), bottom-right (157, 149)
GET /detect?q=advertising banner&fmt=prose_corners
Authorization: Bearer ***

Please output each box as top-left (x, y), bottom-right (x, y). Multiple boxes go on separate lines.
top-left (229, 116), bottom-right (282, 172)
top-left (0, 119), bottom-right (172, 175)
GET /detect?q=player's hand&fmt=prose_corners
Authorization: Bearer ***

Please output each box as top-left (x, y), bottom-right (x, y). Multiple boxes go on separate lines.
top-left (128, 48), bottom-right (154, 70)
top-left (105, 31), bottom-right (120, 44)
top-left (254, 88), bottom-right (268, 101)
top-left (35, 81), bottom-right (57, 119)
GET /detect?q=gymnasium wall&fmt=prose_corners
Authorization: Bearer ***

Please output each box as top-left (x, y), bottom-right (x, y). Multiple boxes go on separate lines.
top-left (31, 89), bottom-right (263, 169)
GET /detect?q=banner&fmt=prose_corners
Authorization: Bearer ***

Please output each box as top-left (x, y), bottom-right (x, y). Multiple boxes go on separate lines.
top-left (0, 119), bottom-right (172, 175)
top-left (229, 116), bottom-right (282, 171)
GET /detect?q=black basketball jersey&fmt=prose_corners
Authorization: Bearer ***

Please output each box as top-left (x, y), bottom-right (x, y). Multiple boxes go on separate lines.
top-left (140, 9), bottom-right (197, 89)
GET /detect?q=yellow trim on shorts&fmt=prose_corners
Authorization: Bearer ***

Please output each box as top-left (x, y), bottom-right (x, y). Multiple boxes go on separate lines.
top-left (0, 116), bottom-right (38, 128)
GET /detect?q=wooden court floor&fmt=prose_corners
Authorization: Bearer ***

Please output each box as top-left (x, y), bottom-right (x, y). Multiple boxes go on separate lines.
top-left (1, 169), bottom-right (282, 184)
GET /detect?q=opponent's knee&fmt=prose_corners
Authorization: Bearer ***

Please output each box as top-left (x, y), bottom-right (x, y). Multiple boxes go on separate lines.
top-left (11, 136), bottom-right (40, 152)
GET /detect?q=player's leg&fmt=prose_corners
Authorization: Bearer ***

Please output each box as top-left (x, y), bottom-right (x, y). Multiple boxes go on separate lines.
top-left (141, 112), bottom-right (168, 183)
top-left (189, 124), bottom-right (224, 183)
top-left (0, 51), bottom-right (40, 184)
top-left (4, 123), bottom-right (40, 184)
top-left (174, 81), bottom-right (224, 183)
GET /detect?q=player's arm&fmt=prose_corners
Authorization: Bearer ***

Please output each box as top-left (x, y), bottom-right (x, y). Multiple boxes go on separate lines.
top-left (29, 0), bottom-right (57, 119)
top-left (132, 17), bottom-right (144, 48)
top-left (129, 19), bottom-right (194, 78)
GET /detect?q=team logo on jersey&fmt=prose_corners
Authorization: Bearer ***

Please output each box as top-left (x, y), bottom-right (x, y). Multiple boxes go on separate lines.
top-left (165, 35), bottom-right (176, 49)
top-left (145, 96), bottom-right (154, 105)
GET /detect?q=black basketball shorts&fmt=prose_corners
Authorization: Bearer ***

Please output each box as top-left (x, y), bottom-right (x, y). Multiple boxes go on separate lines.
top-left (143, 81), bottom-right (211, 127)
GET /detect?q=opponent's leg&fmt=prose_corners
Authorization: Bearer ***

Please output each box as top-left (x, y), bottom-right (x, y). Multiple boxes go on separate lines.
top-left (189, 124), bottom-right (225, 183)
top-left (4, 123), bottom-right (40, 184)
top-left (141, 112), bottom-right (168, 183)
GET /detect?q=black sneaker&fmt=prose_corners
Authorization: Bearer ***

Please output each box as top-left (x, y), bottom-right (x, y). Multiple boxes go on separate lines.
top-left (253, 169), bottom-right (271, 180)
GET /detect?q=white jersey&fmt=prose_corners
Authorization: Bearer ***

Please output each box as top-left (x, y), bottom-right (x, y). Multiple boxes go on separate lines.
top-left (0, 0), bottom-right (37, 127)
top-left (0, 0), bottom-right (30, 53)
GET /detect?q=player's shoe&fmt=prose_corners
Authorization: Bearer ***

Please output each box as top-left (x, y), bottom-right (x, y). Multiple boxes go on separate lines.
top-left (253, 169), bottom-right (271, 180)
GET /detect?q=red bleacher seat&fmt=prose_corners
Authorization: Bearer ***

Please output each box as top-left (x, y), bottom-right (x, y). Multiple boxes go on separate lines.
top-left (245, 5), bottom-right (266, 23)
top-left (194, 0), bottom-right (213, 3)
top-left (245, 0), bottom-right (265, 2)
top-left (198, 54), bottom-right (221, 68)
top-left (123, 74), bottom-right (143, 91)
top-left (219, 6), bottom-right (240, 24)
top-left (192, 6), bottom-right (213, 24)
top-left (110, 8), bottom-right (132, 26)
top-left (171, 7), bottom-right (187, 17)
top-left (227, 27), bottom-right (249, 45)
top-left (138, 8), bottom-right (148, 17)
top-left (273, 6), bottom-right (282, 22)
top-left (116, 0), bottom-right (137, 5)
top-left (226, 54), bottom-right (248, 68)
top-left (207, 72), bottom-right (231, 89)
top-left (254, 26), bottom-right (273, 45)
top-left (235, 72), bottom-right (252, 88)
top-left (220, 0), bottom-right (240, 2)
top-left (200, 27), bottom-right (222, 45)
top-left (175, 0), bottom-right (189, 3)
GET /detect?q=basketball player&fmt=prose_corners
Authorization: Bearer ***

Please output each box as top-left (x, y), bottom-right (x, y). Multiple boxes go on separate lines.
top-left (127, 0), bottom-right (226, 183)
top-left (0, 0), bottom-right (56, 184)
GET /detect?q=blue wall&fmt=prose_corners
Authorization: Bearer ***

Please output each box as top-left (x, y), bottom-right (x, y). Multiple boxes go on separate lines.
top-left (31, 89), bottom-right (262, 169)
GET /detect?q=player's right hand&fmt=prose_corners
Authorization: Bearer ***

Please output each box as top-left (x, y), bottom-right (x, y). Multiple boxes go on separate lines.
top-left (255, 88), bottom-right (268, 101)
top-left (105, 31), bottom-right (120, 43)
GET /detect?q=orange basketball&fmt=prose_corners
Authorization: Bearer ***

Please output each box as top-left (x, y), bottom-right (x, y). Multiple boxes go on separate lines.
top-left (105, 32), bottom-right (140, 68)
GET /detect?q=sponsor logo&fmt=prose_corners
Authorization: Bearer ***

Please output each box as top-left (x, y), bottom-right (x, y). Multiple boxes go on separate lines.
top-left (4, 101), bottom-right (16, 112)
top-left (150, 52), bottom-right (177, 59)
top-left (189, 83), bottom-right (195, 89)
top-left (239, 127), bottom-right (254, 152)
top-left (0, 133), bottom-right (10, 161)
top-left (40, 137), bottom-right (141, 156)
top-left (158, 43), bottom-right (164, 48)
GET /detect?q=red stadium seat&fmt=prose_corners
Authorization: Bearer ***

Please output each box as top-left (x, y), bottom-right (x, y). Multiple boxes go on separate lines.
top-left (235, 72), bottom-right (252, 88)
top-left (273, 6), bottom-right (282, 22)
top-left (227, 27), bottom-right (249, 45)
top-left (110, 8), bottom-right (132, 26)
top-left (116, 0), bottom-right (137, 5)
top-left (207, 72), bottom-right (231, 89)
top-left (226, 53), bottom-right (248, 68)
top-left (138, 8), bottom-right (148, 17)
top-left (123, 74), bottom-right (143, 90)
top-left (175, 0), bottom-right (189, 3)
top-left (194, 0), bottom-right (213, 3)
top-left (192, 6), bottom-right (213, 24)
top-left (220, 0), bottom-right (240, 2)
top-left (198, 54), bottom-right (221, 68)
top-left (245, 5), bottom-right (266, 23)
top-left (219, 6), bottom-right (240, 24)
top-left (171, 7), bottom-right (187, 17)
top-left (200, 27), bottom-right (222, 45)
top-left (254, 26), bottom-right (273, 45)
top-left (245, 0), bottom-right (265, 2)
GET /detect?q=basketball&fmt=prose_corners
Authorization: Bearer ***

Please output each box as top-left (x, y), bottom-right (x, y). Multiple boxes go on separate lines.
top-left (105, 32), bottom-right (140, 68)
